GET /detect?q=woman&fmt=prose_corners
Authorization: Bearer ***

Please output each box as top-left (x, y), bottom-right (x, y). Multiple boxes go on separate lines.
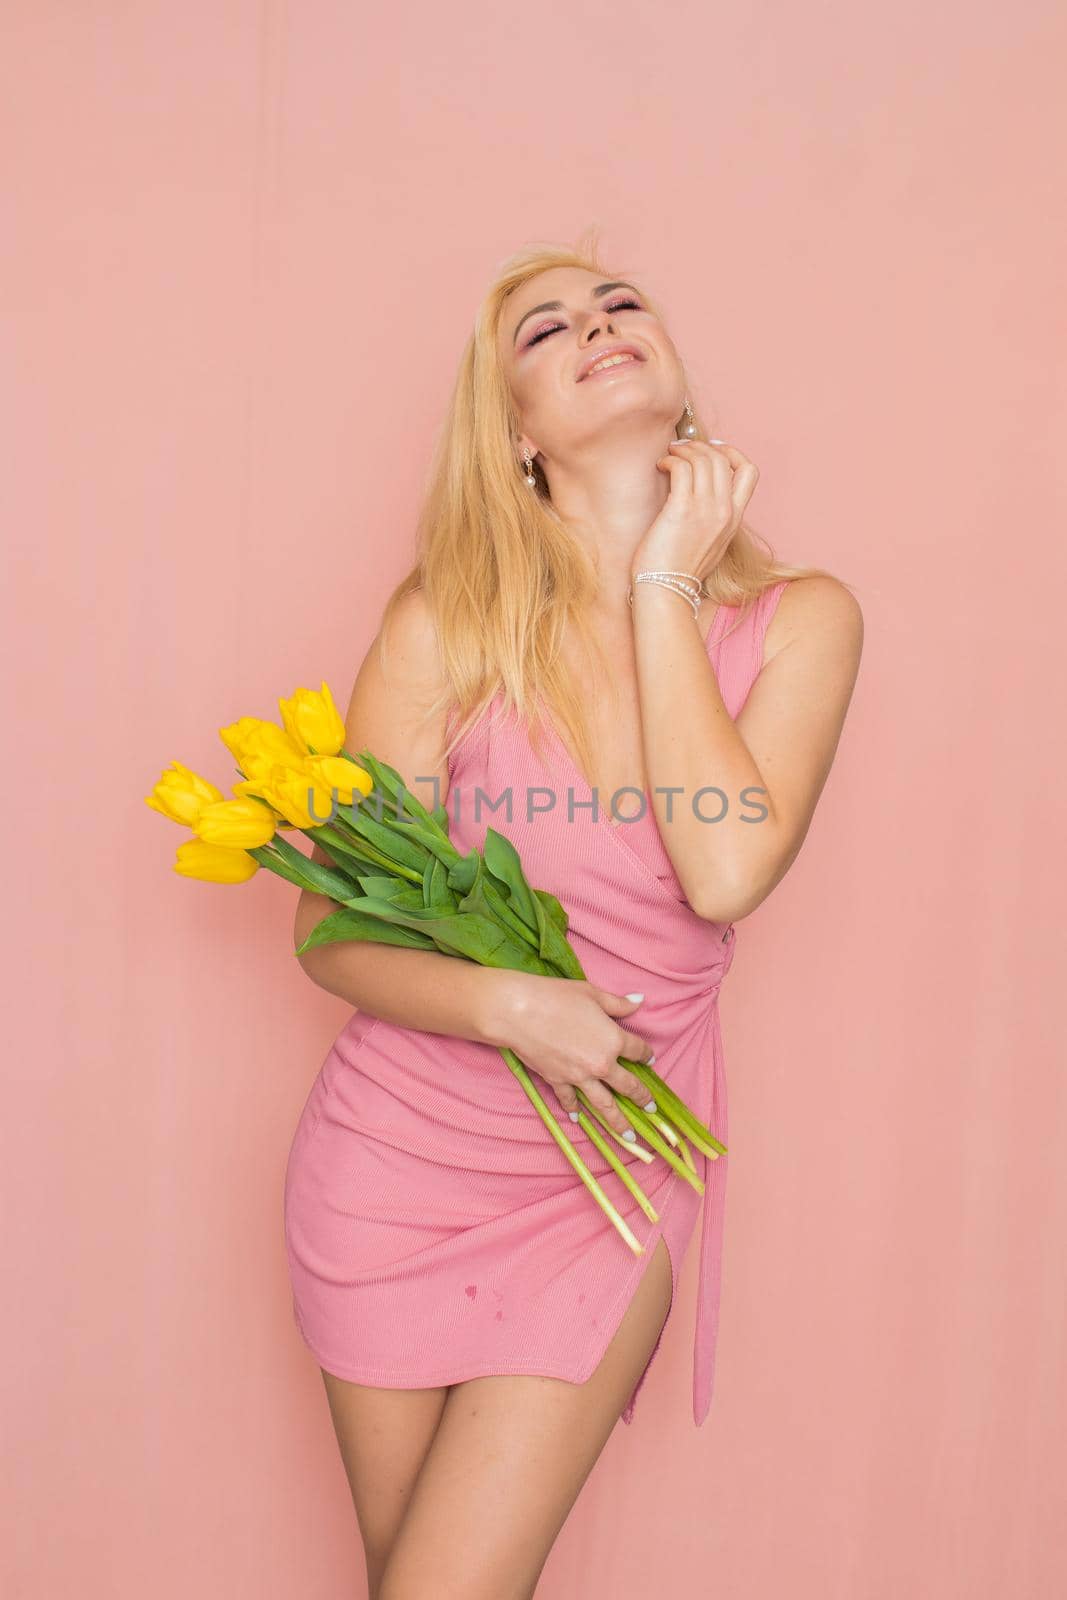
top-left (284, 237), bottom-right (863, 1598)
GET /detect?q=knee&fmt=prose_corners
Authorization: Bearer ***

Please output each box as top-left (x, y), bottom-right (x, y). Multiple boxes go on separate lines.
top-left (379, 1571), bottom-right (451, 1600)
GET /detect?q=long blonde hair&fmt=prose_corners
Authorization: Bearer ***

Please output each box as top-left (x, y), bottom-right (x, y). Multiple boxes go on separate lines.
top-left (379, 228), bottom-right (835, 783)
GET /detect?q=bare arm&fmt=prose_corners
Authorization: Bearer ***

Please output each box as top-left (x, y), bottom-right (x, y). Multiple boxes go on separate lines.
top-left (293, 590), bottom-right (508, 1045)
top-left (296, 842), bottom-right (509, 1045)
top-left (631, 574), bottom-right (864, 922)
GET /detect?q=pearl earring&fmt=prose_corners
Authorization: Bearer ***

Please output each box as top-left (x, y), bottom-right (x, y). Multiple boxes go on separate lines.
top-left (680, 398), bottom-right (698, 438)
top-left (523, 446), bottom-right (537, 487)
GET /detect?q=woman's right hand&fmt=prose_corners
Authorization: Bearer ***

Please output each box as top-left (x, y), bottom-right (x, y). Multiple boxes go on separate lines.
top-left (482, 970), bottom-right (656, 1138)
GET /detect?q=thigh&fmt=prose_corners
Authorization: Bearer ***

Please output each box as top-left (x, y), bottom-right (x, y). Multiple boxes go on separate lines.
top-left (379, 1236), bottom-right (673, 1600)
top-left (320, 1370), bottom-right (449, 1594)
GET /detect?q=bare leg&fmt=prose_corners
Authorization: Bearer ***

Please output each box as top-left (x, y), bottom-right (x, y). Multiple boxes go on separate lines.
top-left (319, 1370), bottom-right (449, 1598)
top-left (378, 1236), bottom-right (673, 1600)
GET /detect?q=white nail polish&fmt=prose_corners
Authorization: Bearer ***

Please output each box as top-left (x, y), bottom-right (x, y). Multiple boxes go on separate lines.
top-left (647, 1052), bottom-right (656, 1065)
top-left (623, 1128), bottom-right (637, 1141)
top-left (569, 1111), bottom-right (580, 1122)
top-left (625, 992), bottom-right (644, 1003)
top-left (644, 1099), bottom-right (657, 1112)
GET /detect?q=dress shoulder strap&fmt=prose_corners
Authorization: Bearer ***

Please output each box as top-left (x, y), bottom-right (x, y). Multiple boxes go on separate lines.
top-left (708, 578), bottom-right (790, 720)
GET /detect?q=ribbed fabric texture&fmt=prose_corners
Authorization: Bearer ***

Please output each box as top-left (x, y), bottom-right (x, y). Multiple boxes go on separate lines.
top-left (284, 580), bottom-right (789, 1426)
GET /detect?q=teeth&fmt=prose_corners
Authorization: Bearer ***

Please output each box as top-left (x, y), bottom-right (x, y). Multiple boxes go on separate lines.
top-left (586, 353), bottom-right (636, 377)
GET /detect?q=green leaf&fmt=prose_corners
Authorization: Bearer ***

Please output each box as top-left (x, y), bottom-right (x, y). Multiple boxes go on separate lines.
top-left (309, 824), bottom-right (382, 875)
top-left (261, 833), bottom-right (358, 899)
top-left (482, 828), bottom-right (539, 927)
top-left (348, 747), bottom-right (411, 805)
top-left (294, 906), bottom-right (437, 955)
top-left (454, 856), bottom-right (547, 966)
top-left (423, 854), bottom-right (456, 912)
top-left (534, 888), bottom-right (570, 936)
top-left (247, 844), bottom-right (314, 891)
top-left (343, 895), bottom-right (544, 972)
top-left (453, 852), bottom-right (502, 923)
top-left (474, 829), bottom-right (579, 973)
top-left (530, 890), bottom-right (585, 977)
top-left (333, 802), bottom-right (430, 875)
top-left (354, 874), bottom-right (424, 910)
top-left (393, 820), bottom-right (461, 868)
top-left (349, 747), bottom-right (453, 839)
top-left (446, 848), bottom-right (480, 896)
top-left (314, 821), bottom-right (411, 879)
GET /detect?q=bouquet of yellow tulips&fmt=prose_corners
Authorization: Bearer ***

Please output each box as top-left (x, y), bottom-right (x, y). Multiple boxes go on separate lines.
top-left (146, 682), bottom-right (726, 1256)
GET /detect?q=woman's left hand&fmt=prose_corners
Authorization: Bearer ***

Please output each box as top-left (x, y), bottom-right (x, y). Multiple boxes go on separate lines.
top-left (631, 438), bottom-right (759, 586)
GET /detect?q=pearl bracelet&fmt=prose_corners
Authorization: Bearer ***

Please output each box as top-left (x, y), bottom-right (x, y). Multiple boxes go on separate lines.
top-left (627, 569), bottom-right (705, 621)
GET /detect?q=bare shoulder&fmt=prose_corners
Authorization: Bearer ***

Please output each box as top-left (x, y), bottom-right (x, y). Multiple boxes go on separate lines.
top-left (303, 592), bottom-right (448, 877)
top-left (764, 573), bottom-right (864, 669)
top-left (725, 575), bottom-right (863, 903)
top-left (342, 588), bottom-right (451, 799)
top-left (372, 587), bottom-right (448, 695)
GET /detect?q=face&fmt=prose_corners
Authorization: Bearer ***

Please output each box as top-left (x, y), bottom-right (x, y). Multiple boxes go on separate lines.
top-left (497, 266), bottom-right (685, 469)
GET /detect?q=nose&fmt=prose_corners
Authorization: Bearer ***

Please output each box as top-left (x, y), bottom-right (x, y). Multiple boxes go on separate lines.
top-left (580, 315), bottom-right (619, 344)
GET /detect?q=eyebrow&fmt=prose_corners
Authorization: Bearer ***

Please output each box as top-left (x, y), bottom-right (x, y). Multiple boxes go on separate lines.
top-left (511, 281), bottom-right (643, 346)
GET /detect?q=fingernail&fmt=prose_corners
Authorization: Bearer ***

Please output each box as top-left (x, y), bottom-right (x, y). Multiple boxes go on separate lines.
top-left (625, 992), bottom-right (644, 1003)
top-left (569, 1111), bottom-right (580, 1122)
top-left (622, 1128), bottom-right (637, 1141)
top-left (644, 1099), bottom-right (657, 1112)
top-left (647, 1052), bottom-right (656, 1065)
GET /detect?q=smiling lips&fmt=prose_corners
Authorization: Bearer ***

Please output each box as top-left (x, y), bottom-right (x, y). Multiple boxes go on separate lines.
top-left (576, 343), bottom-right (645, 381)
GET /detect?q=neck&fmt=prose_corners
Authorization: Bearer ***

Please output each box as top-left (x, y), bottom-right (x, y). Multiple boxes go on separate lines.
top-left (541, 426), bottom-right (678, 604)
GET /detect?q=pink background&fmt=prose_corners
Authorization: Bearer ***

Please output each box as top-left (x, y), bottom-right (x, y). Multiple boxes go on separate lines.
top-left (4, 2), bottom-right (1065, 1595)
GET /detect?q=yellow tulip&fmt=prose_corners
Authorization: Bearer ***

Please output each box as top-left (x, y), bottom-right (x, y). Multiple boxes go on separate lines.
top-left (220, 716), bottom-right (306, 776)
top-left (174, 838), bottom-right (260, 883)
top-left (234, 762), bottom-right (336, 829)
top-left (229, 778), bottom-right (297, 829)
top-left (230, 764), bottom-right (292, 820)
top-left (194, 796), bottom-right (278, 848)
top-left (218, 716), bottom-right (262, 765)
top-left (306, 753), bottom-right (375, 807)
top-left (278, 681), bottom-right (346, 757)
top-left (145, 761), bottom-right (225, 826)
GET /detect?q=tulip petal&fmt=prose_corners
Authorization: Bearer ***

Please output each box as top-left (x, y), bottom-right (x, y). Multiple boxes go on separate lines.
top-left (174, 839), bottom-right (260, 883)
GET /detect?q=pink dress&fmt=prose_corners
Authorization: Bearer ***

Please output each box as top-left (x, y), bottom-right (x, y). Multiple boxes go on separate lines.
top-left (284, 580), bottom-right (789, 1426)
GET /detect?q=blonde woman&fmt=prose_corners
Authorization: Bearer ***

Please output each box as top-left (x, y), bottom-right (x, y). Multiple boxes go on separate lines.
top-left (284, 234), bottom-right (863, 1599)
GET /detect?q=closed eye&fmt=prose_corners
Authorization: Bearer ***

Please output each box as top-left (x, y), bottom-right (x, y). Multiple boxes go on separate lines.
top-left (525, 297), bottom-right (645, 348)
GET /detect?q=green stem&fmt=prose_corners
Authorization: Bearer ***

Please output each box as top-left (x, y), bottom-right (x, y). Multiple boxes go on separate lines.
top-left (643, 1109), bottom-right (697, 1173)
top-left (646, 1110), bottom-right (680, 1148)
top-left (620, 1059), bottom-right (728, 1159)
top-left (674, 1131), bottom-right (697, 1174)
top-left (615, 1097), bottom-right (705, 1194)
top-left (498, 1048), bottom-right (644, 1256)
top-left (574, 1110), bottom-right (660, 1223)
top-left (574, 1090), bottom-right (655, 1164)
